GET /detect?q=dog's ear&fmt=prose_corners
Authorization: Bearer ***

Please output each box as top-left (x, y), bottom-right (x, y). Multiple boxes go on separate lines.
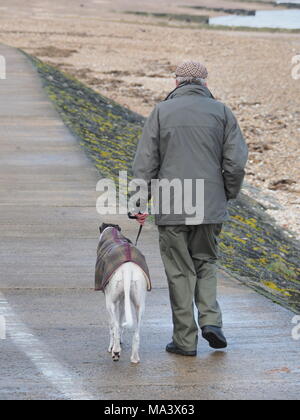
top-left (99, 223), bottom-right (122, 233)
top-left (99, 223), bottom-right (106, 234)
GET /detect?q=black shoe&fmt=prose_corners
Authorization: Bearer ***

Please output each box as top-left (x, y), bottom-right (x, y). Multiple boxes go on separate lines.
top-left (202, 326), bottom-right (227, 349)
top-left (166, 342), bottom-right (197, 357)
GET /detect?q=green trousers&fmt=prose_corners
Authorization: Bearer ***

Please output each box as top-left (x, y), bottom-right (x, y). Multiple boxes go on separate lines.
top-left (158, 224), bottom-right (223, 352)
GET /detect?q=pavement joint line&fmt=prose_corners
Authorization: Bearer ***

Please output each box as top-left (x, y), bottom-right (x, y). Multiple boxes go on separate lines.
top-left (0, 291), bottom-right (97, 400)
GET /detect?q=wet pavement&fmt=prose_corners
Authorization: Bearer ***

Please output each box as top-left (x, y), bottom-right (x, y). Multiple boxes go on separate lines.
top-left (0, 44), bottom-right (299, 400)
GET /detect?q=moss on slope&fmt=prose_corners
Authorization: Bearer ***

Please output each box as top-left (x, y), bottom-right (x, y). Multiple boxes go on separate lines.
top-left (27, 53), bottom-right (300, 314)
top-left (28, 54), bottom-right (144, 182)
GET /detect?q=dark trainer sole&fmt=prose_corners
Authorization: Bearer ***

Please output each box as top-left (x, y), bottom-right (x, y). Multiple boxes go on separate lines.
top-left (202, 331), bottom-right (227, 349)
top-left (166, 347), bottom-right (197, 357)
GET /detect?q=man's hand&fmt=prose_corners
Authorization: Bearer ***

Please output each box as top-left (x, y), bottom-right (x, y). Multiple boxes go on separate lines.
top-left (134, 213), bottom-right (148, 226)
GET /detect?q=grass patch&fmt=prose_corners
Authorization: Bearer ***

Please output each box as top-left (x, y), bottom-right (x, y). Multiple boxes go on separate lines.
top-left (267, 261), bottom-right (298, 283)
top-left (183, 5), bottom-right (256, 16)
top-left (125, 11), bottom-right (209, 24)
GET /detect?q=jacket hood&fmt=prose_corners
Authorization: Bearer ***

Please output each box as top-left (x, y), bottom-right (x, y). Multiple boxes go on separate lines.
top-left (165, 82), bottom-right (215, 101)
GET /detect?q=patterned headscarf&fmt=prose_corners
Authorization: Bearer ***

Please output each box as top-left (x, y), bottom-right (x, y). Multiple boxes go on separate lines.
top-left (175, 60), bottom-right (208, 79)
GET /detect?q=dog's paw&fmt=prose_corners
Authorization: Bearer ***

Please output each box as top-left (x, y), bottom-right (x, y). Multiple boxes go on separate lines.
top-left (112, 352), bottom-right (120, 362)
top-left (130, 355), bottom-right (140, 364)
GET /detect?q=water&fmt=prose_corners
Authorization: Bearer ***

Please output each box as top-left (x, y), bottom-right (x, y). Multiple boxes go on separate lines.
top-left (276, 1), bottom-right (300, 4)
top-left (210, 10), bottom-right (300, 29)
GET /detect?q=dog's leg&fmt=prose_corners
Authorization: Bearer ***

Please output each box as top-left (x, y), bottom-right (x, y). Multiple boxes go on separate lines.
top-left (112, 317), bottom-right (122, 361)
top-left (105, 292), bottom-right (114, 353)
top-left (130, 305), bottom-right (143, 364)
top-left (108, 326), bottom-right (114, 353)
top-left (105, 295), bottom-right (116, 355)
top-left (105, 279), bottom-right (122, 362)
top-left (130, 269), bottom-right (147, 364)
top-left (118, 297), bottom-right (125, 344)
top-left (107, 300), bottom-right (121, 362)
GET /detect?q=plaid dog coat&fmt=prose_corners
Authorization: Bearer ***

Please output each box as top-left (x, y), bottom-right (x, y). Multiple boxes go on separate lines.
top-left (95, 228), bottom-right (151, 292)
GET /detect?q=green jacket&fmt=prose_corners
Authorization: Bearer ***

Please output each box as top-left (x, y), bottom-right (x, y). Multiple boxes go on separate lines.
top-left (132, 83), bottom-right (248, 225)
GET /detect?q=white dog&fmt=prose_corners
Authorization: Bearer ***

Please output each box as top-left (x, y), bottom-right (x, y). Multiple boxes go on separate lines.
top-left (95, 224), bottom-right (151, 364)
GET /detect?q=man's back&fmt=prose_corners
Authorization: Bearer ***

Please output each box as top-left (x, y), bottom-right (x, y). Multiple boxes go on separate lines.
top-left (158, 83), bottom-right (228, 183)
top-left (133, 82), bottom-right (248, 225)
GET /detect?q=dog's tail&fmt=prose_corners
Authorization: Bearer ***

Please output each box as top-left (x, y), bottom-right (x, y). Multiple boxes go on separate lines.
top-left (123, 263), bottom-right (133, 329)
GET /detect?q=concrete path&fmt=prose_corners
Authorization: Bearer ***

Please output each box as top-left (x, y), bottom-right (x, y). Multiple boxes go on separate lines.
top-left (0, 44), bottom-right (299, 400)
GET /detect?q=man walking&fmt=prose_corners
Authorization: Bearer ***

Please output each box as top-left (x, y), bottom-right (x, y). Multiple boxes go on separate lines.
top-left (131, 61), bottom-right (248, 356)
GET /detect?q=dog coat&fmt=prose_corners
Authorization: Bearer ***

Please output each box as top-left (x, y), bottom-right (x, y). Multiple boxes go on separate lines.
top-left (95, 228), bottom-right (151, 292)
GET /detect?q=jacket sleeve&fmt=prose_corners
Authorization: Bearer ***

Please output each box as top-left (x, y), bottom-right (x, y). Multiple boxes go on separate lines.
top-left (222, 106), bottom-right (248, 200)
top-left (131, 105), bottom-right (160, 211)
